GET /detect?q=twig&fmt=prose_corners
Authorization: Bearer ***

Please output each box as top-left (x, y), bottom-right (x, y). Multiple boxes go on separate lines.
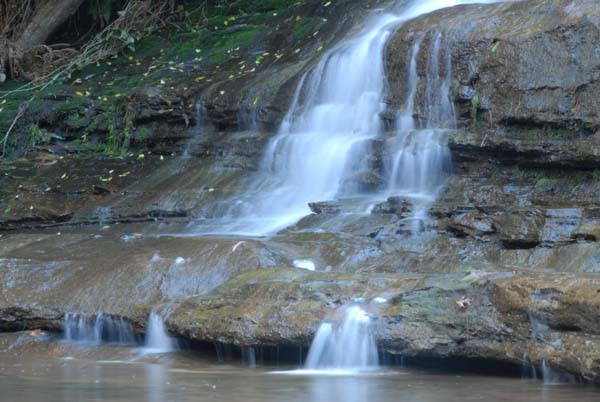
top-left (1, 98), bottom-right (30, 157)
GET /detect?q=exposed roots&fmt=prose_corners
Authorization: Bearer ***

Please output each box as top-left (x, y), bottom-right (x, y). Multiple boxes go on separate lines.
top-left (2, 0), bottom-right (170, 85)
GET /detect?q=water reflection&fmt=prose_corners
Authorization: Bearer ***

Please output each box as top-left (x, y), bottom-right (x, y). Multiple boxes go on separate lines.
top-left (145, 363), bottom-right (169, 402)
top-left (0, 334), bottom-right (597, 402)
top-left (307, 376), bottom-right (375, 402)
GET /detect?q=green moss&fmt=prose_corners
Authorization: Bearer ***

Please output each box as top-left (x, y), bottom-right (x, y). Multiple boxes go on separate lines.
top-left (535, 178), bottom-right (558, 189)
top-left (168, 26), bottom-right (266, 63)
top-left (221, 268), bottom-right (311, 288)
top-left (471, 92), bottom-right (480, 127)
top-left (66, 113), bottom-right (92, 130)
top-left (133, 124), bottom-right (156, 142)
top-left (293, 17), bottom-right (323, 40)
top-left (505, 126), bottom-right (577, 141)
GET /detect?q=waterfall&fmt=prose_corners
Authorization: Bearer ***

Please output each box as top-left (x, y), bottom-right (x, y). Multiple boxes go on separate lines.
top-left (303, 306), bottom-right (378, 372)
top-left (143, 311), bottom-right (176, 353)
top-left (63, 313), bottom-right (136, 345)
top-left (386, 31), bottom-right (454, 204)
top-left (193, 0), bottom-right (513, 236)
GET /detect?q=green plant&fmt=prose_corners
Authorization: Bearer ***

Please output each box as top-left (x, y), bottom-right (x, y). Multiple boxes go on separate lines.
top-left (471, 92), bottom-right (480, 127)
top-left (29, 124), bottom-right (51, 145)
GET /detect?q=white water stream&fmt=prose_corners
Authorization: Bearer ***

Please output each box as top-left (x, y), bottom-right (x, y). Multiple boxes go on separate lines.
top-left (143, 311), bottom-right (176, 354)
top-left (193, 0), bottom-right (512, 236)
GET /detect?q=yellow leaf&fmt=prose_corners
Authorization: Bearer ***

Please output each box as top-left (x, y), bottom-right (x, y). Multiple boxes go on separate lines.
top-left (196, 76), bottom-right (205, 81)
top-left (138, 153), bottom-right (145, 159)
top-left (253, 97), bottom-right (259, 105)
top-left (75, 91), bottom-right (84, 96)
top-left (317, 46), bottom-right (324, 52)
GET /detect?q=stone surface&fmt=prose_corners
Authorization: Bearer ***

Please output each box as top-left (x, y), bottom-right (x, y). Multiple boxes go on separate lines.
top-left (1, 0), bottom-right (600, 384)
top-left (386, 0), bottom-right (600, 131)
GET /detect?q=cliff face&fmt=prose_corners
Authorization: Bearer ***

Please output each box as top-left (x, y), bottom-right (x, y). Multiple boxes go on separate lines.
top-left (2, 0), bottom-right (600, 382)
top-left (386, 0), bottom-right (600, 131)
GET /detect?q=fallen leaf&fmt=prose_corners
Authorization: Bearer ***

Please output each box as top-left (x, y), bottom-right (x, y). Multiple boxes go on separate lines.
top-left (454, 296), bottom-right (473, 310)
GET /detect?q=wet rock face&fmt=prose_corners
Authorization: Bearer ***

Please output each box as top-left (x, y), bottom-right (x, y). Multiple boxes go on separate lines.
top-left (495, 209), bottom-right (544, 249)
top-left (386, 0), bottom-right (600, 131)
top-left (371, 197), bottom-right (411, 215)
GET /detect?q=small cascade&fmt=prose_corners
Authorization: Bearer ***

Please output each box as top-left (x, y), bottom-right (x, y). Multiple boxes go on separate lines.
top-left (425, 33), bottom-right (455, 128)
top-left (242, 346), bottom-right (257, 368)
top-left (397, 36), bottom-right (423, 132)
top-left (541, 360), bottom-right (576, 384)
top-left (386, 32), bottom-right (454, 203)
top-left (182, 103), bottom-right (206, 159)
top-left (238, 102), bottom-right (260, 131)
top-left (95, 207), bottom-right (113, 226)
top-left (521, 353), bottom-right (537, 380)
top-left (63, 313), bottom-right (136, 345)
top-left (143, 311), bottom-right (176, 353)
top-left (304, 306), bottom-right (378, 372)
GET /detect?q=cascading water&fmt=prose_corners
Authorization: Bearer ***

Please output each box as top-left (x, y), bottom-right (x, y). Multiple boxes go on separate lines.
top-left (143, 311), bottom-right (176, 353)
top-left (183, 103), bottom-right (206, 159)
top-left (302, 306), bottom-right (379, 373)
top-left (193, 0), bottom-right (513, 236)
top-left (63, 313), bottom-right (137, 345)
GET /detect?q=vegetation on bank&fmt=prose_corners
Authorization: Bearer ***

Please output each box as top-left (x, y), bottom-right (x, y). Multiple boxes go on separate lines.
top-left (0, 0), bottom-right (317, 158)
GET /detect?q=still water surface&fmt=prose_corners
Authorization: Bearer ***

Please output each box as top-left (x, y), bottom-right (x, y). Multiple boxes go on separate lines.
top-left (0, 334), bottom-right (597, 402)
